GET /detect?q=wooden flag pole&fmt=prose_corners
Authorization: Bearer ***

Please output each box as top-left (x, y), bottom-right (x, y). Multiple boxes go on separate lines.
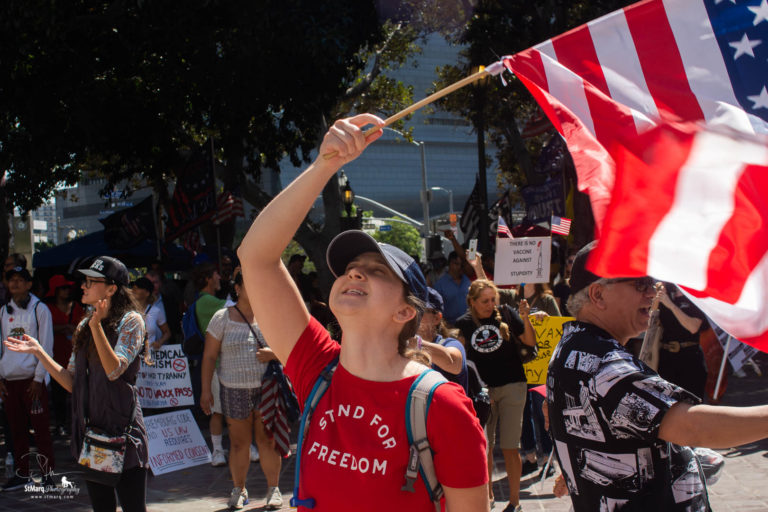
top-left (323, 61), bottom-right (505, 159)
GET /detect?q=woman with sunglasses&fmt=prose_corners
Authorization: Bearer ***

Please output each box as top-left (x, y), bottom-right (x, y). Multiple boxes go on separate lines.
top-left (238, 114), bottom-right (489, 511)
top-left (4, 256), bottom-right (149, 512)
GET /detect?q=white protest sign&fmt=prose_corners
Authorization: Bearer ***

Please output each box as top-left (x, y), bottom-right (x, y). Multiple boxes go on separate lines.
top-left (494, 237), bottom-right (551, 285)
top-left (709, 321), bottom-right (759, 373)
top-left (146, 409), bottom-right (211, 475)
top-left (136, 344), bottom-right (194, 408)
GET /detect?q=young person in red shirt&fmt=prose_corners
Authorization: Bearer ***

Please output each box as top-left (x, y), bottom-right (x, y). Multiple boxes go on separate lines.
top-left (238, 114), bottom-right (489, 511)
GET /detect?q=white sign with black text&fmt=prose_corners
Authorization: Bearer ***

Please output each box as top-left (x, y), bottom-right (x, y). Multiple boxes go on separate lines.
top-left (136, 344), bottom-right (194, 409)
top-left (494, 237), bottom-right (551, 285)
top-left (145, 409), bottom-right (211, 475)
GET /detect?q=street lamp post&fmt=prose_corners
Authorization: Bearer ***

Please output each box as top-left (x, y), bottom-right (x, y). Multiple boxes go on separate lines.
top-left (338, 170), bottom-right (360, 231)
top-left (472, 65), bottom-right (490, 255)
top-left (381, 127), bottom-right (431, 237)
top-left (430, 187), bottom-right (454, 214)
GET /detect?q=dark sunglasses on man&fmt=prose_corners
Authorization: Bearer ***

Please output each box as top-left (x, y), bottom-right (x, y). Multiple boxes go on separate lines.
top-left (604, 276), bottom-right (657, 293)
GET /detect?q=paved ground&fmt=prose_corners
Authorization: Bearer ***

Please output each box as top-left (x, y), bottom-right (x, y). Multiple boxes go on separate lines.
top-left (3, 355), bottom-right (768, 511)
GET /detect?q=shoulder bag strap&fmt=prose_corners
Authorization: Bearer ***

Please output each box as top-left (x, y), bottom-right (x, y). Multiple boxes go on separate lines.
top-left (232, 305), bottom-right (266, 349)
top-left (290, 356), bottom-right (339, 510)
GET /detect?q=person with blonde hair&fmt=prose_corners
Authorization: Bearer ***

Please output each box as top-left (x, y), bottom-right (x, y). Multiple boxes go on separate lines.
top-left (455, 275), bottom-right (539, 512)
top-left (237, 114), bottom-right (489, 511)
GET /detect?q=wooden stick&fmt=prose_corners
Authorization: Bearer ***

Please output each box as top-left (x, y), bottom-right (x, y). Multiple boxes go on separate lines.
top-left (323, 66), bottom-right (496, 159)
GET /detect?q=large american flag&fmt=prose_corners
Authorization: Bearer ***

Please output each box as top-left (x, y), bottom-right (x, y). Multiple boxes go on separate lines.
top-left (503, 0), bottom-right (768, 231)
top-left (503, 0), bottom-right (768, 350)
top-left (593, 123), bottom-right (768, 350)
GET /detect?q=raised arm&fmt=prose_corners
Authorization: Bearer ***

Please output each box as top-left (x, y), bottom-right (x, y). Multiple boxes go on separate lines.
top-left (238, 114), bottom-right (383, 364)
top-left (658, 286), bottom-right (703, 334)
top-left (466, 251), bottom-right (487, 281)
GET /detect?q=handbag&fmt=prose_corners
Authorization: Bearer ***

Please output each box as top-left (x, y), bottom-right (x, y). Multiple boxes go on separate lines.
top-left (77, 368), bottom-right (137, 487)
top-left (233, 306), bottom-right (301, 422)
top-left (500, 305), bottom-right (539, 364)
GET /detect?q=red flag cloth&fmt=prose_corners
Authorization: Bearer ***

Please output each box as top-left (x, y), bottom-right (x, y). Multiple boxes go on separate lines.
top-left (503, 0), bottom-right (768, 232)
top-left (591, 122), bottom-right (768, 350)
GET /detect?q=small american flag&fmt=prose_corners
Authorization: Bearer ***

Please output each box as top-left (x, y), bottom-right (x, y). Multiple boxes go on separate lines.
top-left (551, 215), bottom-right (571, 236)
top-left (497, 216), bottom-right (513, 238)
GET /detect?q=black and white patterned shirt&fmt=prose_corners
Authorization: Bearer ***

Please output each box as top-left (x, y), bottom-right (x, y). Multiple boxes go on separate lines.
top-left (547, 321), bottom-right (710, 511)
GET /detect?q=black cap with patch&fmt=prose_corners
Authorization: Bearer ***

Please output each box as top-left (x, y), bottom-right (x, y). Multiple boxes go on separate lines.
top-left (78, 256), bottom-right (130, 287)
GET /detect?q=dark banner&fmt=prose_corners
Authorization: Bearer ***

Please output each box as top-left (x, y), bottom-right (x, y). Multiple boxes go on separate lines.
top-left (100, 196), bottom-right (156, 250)
top-left (521, 177), bottom-right (564, 224)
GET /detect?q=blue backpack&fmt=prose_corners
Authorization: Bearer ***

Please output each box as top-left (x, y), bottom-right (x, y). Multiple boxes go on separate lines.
top-left (181, 300), bottom-right (205, 356)
top-left (290, 357), bottom-right (448, 511)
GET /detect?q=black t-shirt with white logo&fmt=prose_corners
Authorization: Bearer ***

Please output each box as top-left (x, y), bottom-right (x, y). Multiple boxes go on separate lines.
top-left (455, 305), bottom-right (526, 387)
top-left (547, 321), bottom-right (710, 511)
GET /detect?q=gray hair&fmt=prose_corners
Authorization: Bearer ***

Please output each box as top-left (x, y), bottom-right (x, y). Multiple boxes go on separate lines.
top-left (566, 278), bottom-right (612, 317)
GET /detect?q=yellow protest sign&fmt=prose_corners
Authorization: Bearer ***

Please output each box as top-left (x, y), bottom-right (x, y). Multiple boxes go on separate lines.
top-left (524, 316), bottom-right (573, 384)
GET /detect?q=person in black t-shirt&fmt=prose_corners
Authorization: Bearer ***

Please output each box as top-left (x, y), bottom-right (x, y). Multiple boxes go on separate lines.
top-left (455, 278), bottom-right (538, 512)
top-left (657, 283), bottom-right (708, 400)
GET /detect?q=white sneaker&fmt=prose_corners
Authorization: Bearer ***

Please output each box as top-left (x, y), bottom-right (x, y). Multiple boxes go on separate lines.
top-left (250, 444), bottom-right (260, 462)
top-left (227, 487), bottom-right (248, 509)
top-left (265, 486), bottom-right (283, 510)
top-left (211, 448), bottom-right (227, 467)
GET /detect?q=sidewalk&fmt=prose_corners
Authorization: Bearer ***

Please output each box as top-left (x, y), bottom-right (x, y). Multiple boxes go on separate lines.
top-left (2, 356), bottom-right (768, 511)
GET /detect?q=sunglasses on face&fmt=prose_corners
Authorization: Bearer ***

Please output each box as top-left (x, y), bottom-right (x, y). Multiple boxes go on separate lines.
top-left (84, 278), bottom-right (109, 288)
top-left (605, 276), bottom-right (657, 293)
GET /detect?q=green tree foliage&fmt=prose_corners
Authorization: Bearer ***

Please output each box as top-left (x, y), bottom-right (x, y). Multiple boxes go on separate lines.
top-left (0, 0), bottom-right (473, 284)
top-left (371, 218), bottom-right (422, 259)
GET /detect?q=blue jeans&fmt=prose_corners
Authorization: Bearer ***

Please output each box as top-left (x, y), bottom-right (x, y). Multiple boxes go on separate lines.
top-left (520, 387), bottom-right (552, 456)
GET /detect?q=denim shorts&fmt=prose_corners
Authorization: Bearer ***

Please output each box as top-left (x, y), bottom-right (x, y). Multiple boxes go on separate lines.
top-left (219, 384), bottom-right (261, 420)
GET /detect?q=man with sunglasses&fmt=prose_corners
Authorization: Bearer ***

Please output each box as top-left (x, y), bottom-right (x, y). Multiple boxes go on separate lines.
top-left (0, 266), bottom-right (55, 491)
top-left (546, 241), bottom-right (768, 511)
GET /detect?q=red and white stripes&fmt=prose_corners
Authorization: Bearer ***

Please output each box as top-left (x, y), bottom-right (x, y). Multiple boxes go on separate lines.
top-left (503, 0), bottom-right (768, 229)
top-left (591, 124), bottom-right (768, 349)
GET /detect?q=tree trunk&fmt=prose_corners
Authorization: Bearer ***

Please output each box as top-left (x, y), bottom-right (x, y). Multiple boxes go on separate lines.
top-left (0, 177), bottom-right (9, 265)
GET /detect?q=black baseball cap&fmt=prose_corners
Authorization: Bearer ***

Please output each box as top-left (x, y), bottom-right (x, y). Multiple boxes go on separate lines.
top-left (5, 266), bottom-right (32, 282)
top-left (78, 256), bottom-right (130, 287)
top-left (569, 241), bottom-right (602, 294)
top-left (326, 230), bottom-right (428, 302)
top-left (132, 277), bottom-right (154, 293)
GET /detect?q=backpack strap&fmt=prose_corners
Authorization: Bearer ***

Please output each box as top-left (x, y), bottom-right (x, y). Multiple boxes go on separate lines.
top-left (403, 369), bottom-right (448, 510)
top-left (290, 356), bottom-right (339, 510)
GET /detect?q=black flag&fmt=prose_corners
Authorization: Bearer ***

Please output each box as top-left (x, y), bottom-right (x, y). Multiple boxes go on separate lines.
top-left (100, 196), bottom-right (156, 250)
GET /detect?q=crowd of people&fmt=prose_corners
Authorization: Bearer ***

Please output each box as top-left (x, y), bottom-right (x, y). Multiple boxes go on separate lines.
top-left (0, 251), bottom-right (290, 511)
top-left (2, 114), bottom-right (768, 512)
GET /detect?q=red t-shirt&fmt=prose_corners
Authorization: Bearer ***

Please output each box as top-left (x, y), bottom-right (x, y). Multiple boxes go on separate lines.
top-left (286, 317), bottom-right (488, 511)
top-left (47, 302), bottom-right (84, 366)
